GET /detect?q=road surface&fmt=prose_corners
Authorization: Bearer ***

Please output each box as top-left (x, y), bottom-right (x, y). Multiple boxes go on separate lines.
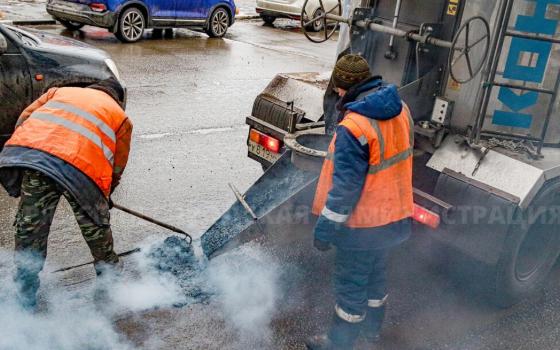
top-left (1, 19), bottom-right (560, 350)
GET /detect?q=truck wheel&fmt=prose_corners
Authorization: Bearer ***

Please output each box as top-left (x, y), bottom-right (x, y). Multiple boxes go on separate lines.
top-left (494, 179), bottom-right (560, 308)
top-left (205, 8), bottom-right (230, 38)
top-left (58, 19), bottom-right (85, 30)
top-left (115, 7), bottom-right (145, 43)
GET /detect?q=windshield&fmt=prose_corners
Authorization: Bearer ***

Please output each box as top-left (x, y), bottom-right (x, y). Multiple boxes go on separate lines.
top-left (4, 25), bottom-right (39, 47)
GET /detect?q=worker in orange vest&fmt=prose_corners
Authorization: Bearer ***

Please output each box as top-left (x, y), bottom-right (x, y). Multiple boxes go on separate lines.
top-left (0, 78), bottom-right (132, 310)
top-left (306, 55), bottom-right (414, 349)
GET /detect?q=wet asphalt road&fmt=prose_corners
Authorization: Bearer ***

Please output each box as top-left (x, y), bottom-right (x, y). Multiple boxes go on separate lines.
top-left (2, 19), bottom-right (560, 350)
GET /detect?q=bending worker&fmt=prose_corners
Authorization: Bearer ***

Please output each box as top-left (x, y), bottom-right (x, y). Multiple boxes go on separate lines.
top-left (307, 55), bottom-right (414, 349)
top-left (0, 78), bottom-right (132, 309)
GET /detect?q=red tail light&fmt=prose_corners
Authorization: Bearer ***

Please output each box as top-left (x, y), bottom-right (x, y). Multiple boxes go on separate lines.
top-left (89, 3), bottom-right (107, 12)
top-left (413, 204), bottom-right (440, 229)
top-left (249, 129), bottom-right (282, 153)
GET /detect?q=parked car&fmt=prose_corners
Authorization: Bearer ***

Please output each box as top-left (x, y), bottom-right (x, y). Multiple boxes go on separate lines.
top-left (0, 24), bottom-right (125, 147)
top-left (46, 0), bottom-right (238, 43)
top-left (256, 0), bottom-right (337, 31)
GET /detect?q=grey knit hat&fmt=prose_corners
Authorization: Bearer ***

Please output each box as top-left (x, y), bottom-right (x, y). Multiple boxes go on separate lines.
top-left (332, 54), bottom-right (372, 90)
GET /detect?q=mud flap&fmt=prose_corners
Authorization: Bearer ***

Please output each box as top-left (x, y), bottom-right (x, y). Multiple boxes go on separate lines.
top-left (201, 151), bottom-right (319, 258)
top-left (430, 169), bottom-right (520, 266)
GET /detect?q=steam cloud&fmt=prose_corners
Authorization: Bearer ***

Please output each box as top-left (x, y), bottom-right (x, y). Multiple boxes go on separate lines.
top-left (206, 244), bottom-right (281, 348)
top-left (0, 239), bottom-right (283, 349)
top-left (0, 238), bottom-right (187, 350)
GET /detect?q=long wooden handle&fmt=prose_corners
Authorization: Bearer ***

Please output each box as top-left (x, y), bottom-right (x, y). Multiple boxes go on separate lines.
top-left (113, 203), bottom-right (192, 243)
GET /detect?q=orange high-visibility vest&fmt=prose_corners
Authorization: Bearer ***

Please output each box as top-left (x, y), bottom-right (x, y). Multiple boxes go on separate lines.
top-left (6, 87), bottom-right (127, 197)
top-left (312, 104), bottom-right (414, 228)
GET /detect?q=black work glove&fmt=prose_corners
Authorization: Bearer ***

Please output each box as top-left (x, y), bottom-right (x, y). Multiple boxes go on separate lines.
top-left (313, 238), bottom-right (332, 252)
top-left (312, 215), bottom-right (338, 252)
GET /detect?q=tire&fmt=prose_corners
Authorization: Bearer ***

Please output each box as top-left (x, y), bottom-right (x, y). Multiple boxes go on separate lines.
top-left (261, 14), bottom-right (276, 25)
top-left (305, 8), bottom-right (324, 32)
top-left (115, 7), bottom-right (145, 43)
top-left (152, 28), bottom-right (164, 38)
top-left (58, 19), bottom-right (85, 30)
top-left (205, 7), bottom-right (230, 38)
top-left (493, 179), bottom-right (560, 308)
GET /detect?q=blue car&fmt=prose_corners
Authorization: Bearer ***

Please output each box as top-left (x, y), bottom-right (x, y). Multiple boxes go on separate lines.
top-left (46, 0), bottom-right (237, 42)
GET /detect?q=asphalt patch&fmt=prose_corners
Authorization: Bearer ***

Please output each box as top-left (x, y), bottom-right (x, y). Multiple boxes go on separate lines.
top-left (147, 236), bottom-right (212, 307)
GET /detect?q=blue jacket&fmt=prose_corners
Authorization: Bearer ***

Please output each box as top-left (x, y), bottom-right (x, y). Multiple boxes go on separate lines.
top-left (0, 146), bottom-right (109, 226)
top-left (316, 77), bottom-right (411, 251)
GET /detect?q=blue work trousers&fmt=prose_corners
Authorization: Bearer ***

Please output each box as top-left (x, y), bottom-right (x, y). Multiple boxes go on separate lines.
top-left (334, 248), bottom-right (388, 317)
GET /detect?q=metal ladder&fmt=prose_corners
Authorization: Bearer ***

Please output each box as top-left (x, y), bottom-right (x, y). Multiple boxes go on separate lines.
top-left (470, 0), bottom-right (560, 154)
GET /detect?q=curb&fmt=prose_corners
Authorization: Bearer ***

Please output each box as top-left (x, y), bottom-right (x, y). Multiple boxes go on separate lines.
top-left (0, 19), bottom-right (56, 25)
top-left (1, 16), bottom-right (259, 25)
top-left (237, 14), bottom-right (260, 20)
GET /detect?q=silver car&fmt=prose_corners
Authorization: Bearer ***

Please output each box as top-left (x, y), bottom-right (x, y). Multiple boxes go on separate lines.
top-left (256, 0), bottom-right (339, 31)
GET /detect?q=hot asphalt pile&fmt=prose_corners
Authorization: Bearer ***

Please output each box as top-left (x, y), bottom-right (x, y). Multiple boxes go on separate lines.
top-left (147, 236), bottom-right (212, 307)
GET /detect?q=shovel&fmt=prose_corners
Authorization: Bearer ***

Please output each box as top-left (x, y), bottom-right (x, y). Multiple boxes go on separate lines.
top-left (53, 203), bottom-right (192, 273)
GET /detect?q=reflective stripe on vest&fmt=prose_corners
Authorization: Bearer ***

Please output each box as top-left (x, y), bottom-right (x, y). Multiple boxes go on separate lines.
top-left (30, 112), bottom-right (115, 165)
top-left (325, 111), bottom-right (414, 175)
top-left (46, 101), bottom-right (117, 143)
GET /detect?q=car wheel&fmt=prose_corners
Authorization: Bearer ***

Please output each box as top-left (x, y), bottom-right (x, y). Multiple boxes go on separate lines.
top-left (205, 7), bottom-right (230, 38)
top-left (305, 8), bottom-right (324, 32)
top-left (58, 19), bottom-right (85, 30)
top-left (261, 14), bottom-right (276, 25)
top-left (115, 7), bottom-right (145, 43)
top-left (493, 179), bottom-right (560, 308)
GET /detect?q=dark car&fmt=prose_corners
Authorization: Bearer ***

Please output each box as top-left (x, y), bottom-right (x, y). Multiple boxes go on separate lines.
top-left (0, 24), bottom-right (125, 147)
top-left (46, 0), bottom-right (238, 43)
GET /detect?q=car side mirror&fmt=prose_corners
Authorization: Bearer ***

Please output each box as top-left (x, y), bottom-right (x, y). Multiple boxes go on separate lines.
top-left (0, 34), bottom-right (7, 55)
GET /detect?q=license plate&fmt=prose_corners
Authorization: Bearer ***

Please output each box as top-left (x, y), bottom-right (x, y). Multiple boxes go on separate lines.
top-left (248, 140), bottom-right (281, 163)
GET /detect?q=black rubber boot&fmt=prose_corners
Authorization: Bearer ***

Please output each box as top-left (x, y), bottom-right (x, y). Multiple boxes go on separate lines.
top-left (306, 315), bottom-right (361, 350)
top-left (306, 334), bottom-right (336, 350)
top-left (14, 266), bottom-right (40, 311)
top-left (93, 259), bottom-right (123, 308)
top-left (362, 305), bottom-right (385, 343)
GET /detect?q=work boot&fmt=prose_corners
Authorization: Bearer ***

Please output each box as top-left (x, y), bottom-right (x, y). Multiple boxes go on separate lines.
top-left (94, 258), bottom-right (124, 277)
top-left (14, 266), bottom-right (40, 312)
top-left (306, 334), bottom-right (337, 350)
top-left (306, 313), bottom-right (361, 350)
top-left (362, 300), bottom-right (386, 343)
top-left (93, 259), bottom-right (123, 308)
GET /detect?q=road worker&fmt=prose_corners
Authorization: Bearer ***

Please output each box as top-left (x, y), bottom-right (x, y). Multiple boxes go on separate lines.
top-left (0, 78), bottom-right (132, 309)
top-left (306, 54), bottom-right (414, 349)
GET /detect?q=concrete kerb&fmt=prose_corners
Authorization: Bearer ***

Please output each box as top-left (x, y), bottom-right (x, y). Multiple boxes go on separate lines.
top-left (0, 19), bottom-right (57, 26)
top-left (237, 14), bottom-right (261, 20)
top-left (0, 15), bottom-right (258, 26)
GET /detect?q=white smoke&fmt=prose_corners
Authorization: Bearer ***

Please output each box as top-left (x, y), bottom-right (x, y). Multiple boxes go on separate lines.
top-left (0, 237), bottom-right (187, 350)
top-left (110, 238), bottom-right (187, 312)
top-left (206, 244), bottom-right (281, 347)
top-left (0, 240), bottom-right (284, 350)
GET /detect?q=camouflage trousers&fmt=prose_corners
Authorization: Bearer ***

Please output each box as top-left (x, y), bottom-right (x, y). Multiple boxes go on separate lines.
top-left (13, 170), bottom-right (119, 307)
